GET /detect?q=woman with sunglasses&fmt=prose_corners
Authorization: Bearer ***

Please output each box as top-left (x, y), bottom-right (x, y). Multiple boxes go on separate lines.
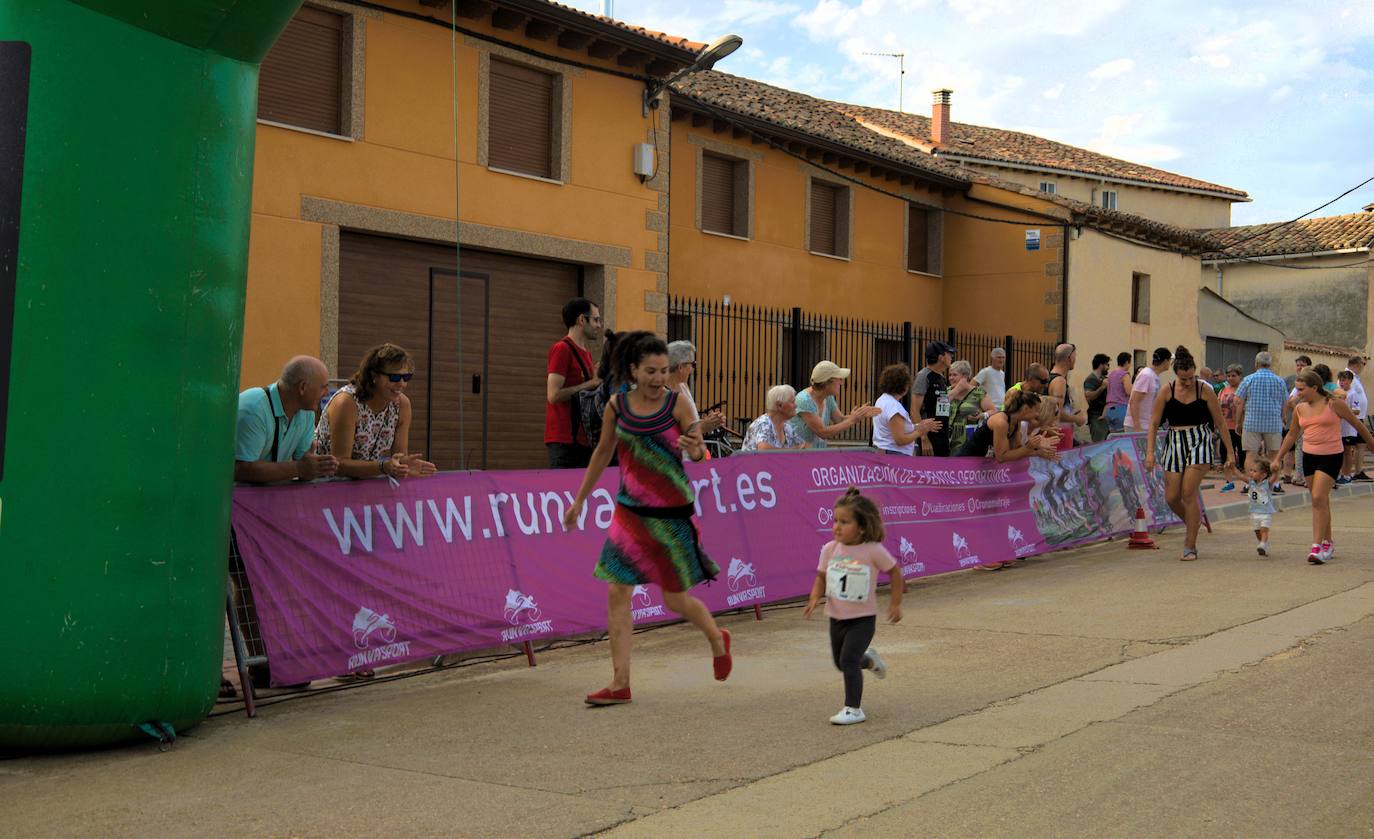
top-left (314, 342), bottom-right (437, 480)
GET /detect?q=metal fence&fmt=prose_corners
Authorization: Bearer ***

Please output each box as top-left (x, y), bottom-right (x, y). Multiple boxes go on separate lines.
top-left (668, 297), bottom-right (1056, 444)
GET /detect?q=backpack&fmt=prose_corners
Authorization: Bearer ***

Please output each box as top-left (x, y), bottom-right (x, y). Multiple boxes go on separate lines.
top-left (561, 337), bottom-right (598, 444)
top-left (579, 379), bottom-right (614, 450)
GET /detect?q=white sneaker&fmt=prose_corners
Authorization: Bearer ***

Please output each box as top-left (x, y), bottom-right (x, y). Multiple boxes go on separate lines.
top-left (829, 706), bottom-right (866, 725)
top-left (864, 647), bottom-right (887, 680)
top-left (1256, 542), bottom-right (1268, 557)
top-left (1308, 545), bottom-right (1326, 565)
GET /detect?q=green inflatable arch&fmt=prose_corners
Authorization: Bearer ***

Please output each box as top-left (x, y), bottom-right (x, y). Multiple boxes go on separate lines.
top-left (0, 0), bottom-right (302, 748)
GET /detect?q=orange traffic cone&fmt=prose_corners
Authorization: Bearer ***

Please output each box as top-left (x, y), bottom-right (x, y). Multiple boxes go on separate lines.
top-left (1128, 506), bottom-right (1157, 550)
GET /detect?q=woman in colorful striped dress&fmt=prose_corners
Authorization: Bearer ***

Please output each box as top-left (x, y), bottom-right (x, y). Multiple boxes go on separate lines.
top-left (564, 332), bottom-right (733, 706)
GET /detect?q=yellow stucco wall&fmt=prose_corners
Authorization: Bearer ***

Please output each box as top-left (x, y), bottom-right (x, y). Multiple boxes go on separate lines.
top-left (667, 125), bottom-right (1060, 343)
top-left (1067, 230), bottom-right (1204, 393)
top-left (966, 163), bottom-right (1236, 230)
top-left (942, 195), bottom-right (1064, 341)
top-left (668, 123), bottom-right (945, 325)
top-left (242, 3), bottom-right (666, 386)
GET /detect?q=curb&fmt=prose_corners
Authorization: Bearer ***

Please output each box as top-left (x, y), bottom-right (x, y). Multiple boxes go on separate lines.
top-left (1205, 480), bottom-right (1374, 524)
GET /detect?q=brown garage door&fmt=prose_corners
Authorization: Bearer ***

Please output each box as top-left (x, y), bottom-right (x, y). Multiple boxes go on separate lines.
top-left (339, 233), bottom-right (580, 472)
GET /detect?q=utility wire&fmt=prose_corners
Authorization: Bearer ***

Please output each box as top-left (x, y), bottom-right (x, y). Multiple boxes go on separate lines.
top-left (1208, 174), bottom-right (1374, 255)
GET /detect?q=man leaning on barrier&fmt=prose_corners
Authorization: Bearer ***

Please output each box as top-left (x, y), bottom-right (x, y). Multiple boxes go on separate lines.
top-left (234, 356), bottom-right (339, 483)
top-left (229, 356), bottom-right (338, 694)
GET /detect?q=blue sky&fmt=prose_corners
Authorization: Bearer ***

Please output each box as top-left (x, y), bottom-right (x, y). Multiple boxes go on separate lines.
top-left (569, 0), bottom-right (1374, 227)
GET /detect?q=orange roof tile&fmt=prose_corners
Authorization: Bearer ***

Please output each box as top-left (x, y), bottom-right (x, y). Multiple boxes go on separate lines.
top-left (835, 103), bottom-right (1248, 199)
top-left (1203, 212), bottom-right (1374, 260)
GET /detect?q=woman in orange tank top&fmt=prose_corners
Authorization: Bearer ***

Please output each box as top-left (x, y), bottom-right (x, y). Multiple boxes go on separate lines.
top-left (1272, 370), bottom-right (1374, 564)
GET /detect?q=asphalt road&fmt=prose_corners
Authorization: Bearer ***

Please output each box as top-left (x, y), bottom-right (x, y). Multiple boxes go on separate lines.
top-left (4, 495), bottom-right (1372, 838)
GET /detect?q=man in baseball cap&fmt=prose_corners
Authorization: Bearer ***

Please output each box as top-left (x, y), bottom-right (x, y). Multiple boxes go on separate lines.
top-left (915, 342), bottom-right (955, 457)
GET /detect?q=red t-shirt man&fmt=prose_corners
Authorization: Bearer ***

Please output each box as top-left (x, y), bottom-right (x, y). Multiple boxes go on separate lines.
top-left (545, 299), bottom-right (602, 468)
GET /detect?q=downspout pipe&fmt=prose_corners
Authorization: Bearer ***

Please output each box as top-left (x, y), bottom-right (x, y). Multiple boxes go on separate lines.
top-left (1061, 226), bottom-right (1071, 344)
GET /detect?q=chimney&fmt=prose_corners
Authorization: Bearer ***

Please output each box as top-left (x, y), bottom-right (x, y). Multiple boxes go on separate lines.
top-left (931, 88), bottom-right (952, 145)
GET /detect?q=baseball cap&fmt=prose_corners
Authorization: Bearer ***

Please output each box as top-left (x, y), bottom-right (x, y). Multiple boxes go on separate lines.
top-left (810, 360), bottom-right (851, 383)
top-left (925, 340), bottom-right (956, 361)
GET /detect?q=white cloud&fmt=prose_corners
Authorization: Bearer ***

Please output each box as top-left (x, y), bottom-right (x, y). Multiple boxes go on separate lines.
top-left (1087, 58), bottom-right (1135, 80)
top-left (570, 0), bottom-right (1373, 221)
top-left (1085, 113), bottom-right (1182, 163)
top-left (1190, 53), bottom-right (1231, 69)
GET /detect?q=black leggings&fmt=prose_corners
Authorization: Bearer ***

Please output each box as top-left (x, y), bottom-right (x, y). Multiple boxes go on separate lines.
top-left (829, 616), bottom-right (876, 707)
top-left (1228, 430), bottom-right (1246, 470)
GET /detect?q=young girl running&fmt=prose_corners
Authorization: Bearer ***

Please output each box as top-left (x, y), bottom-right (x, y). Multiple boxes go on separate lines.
top-left (803, 488), bottom-right (905, 725)
top-left (1244, 460), bottom-right (1276, 556)
top-left (564, 331), bottom-right (730, 706)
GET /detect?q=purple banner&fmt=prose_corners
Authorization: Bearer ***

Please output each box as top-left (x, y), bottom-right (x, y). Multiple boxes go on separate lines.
top-left (231, 436), bottom-right (1180, 685)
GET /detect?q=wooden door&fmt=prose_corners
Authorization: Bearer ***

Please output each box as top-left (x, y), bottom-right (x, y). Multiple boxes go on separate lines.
top-left (339, 233), bottom-right (580, 472)
top-left (429, 268), bottom-right (488, 470)
top-left (339, 233), bottom-right (486, 472)
top-left (458, 249), bottom-right (580, 471)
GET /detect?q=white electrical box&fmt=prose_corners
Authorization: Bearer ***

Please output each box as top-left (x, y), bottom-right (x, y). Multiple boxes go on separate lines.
top-left (633, 143), bottom-right (655, 177)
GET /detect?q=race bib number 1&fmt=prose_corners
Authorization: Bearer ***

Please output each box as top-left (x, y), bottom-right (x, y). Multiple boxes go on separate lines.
top-left (826, 558), bottom-right (871, 603)
top-left (935, 394), bottom-right (951, 417)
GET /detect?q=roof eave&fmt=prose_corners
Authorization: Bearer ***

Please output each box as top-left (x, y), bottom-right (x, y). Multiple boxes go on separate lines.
top-left (496, 0), bottom-right (702, 67)
top-left (1202, 247), bottom-right (1372, 264)
top-left (932, 151), bottom-right (1250, 202)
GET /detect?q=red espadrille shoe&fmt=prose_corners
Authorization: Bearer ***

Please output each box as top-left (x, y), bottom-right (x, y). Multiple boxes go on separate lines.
top-left (713, 629), bottom-right (732, 681)
top-left (584, 687), bottom-right (632, 706)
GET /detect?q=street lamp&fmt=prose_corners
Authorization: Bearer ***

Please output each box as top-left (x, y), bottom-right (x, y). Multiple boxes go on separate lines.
top-left (643, 33), bottom-right (743, 115)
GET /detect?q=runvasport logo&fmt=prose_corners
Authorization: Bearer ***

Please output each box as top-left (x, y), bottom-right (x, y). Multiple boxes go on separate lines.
top-left (726, 557), bottom-right (765, 607)
top-left (351, 606), bottom-right (397, 649)
top-left (1007, 525), bottom-right (1034, 557)
top-left (953, 531), bottom-right (981, 568)
top-left (899, 536), bottom-right (924, 574)
top-left (503, 589), bottom-right (542, 625)
top-left (501, 589), bottom-right (554, 642)
top-left (631, 585), bottom-right (666, 622)
top-left (347, 607), bottom-right (411, 671)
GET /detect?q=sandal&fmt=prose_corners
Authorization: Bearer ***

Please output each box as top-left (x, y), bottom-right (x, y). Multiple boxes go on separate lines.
top-left (1180, 548), bottom-right (1198, 562)
top-left (976, 562), bottom-right (1006, 571)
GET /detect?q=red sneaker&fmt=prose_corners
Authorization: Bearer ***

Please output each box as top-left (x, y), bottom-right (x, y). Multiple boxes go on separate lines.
top-left (713, 629), bottom-right (732, 681)
top-left (584, 687), bottom-right (632, 705)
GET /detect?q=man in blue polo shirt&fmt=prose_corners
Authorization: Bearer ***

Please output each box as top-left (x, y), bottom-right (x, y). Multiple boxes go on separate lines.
top-left (230, 356), bottom-right (338, 693)
top-left (234, 355), bottom-right (338, 483)
top-left (1234, 351), bottom-right (1287, 494)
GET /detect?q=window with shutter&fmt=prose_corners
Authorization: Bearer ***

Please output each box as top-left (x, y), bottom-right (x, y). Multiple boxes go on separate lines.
top-left (489, 59), bottom-right (556, 180)
top-left (258, 5), bottom-right (344, 135)
top-left (701, 153), bottom-right (739, 236)
top-left (908, 205), bottom-right (930, 273)
top-left (809, 180), bottom-right (849, 258)
top-left (1131, 272), bottom-right (1151, 324)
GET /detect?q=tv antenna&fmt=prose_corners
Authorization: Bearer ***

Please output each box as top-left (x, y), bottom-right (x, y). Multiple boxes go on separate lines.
top-left (864, 52), bottom-right (906, 112)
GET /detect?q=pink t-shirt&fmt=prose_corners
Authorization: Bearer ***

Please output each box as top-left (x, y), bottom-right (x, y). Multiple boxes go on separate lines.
top-left (817, 540), bottom-right (898, 620)
top-left (1124, 366), bottom-right (1159, 429)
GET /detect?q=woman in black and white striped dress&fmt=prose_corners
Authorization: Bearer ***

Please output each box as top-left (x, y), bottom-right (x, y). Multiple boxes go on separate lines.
top-left (1144, 346), bottom-right (1236, 561)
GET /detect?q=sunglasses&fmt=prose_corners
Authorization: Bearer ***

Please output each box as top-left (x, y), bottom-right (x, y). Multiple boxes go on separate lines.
top-left (379, 372), bottom-right (414, 383)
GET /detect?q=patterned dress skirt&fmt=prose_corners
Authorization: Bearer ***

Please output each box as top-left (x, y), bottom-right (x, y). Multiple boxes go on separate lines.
top-left (1160, 425), bottom-right (1216, 472)
top-left (593, 391), bottom-right (719, 592)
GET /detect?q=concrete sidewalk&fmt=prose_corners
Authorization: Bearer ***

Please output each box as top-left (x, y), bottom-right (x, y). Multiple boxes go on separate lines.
top-left (3, 496), bottom-right (1372, 838)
